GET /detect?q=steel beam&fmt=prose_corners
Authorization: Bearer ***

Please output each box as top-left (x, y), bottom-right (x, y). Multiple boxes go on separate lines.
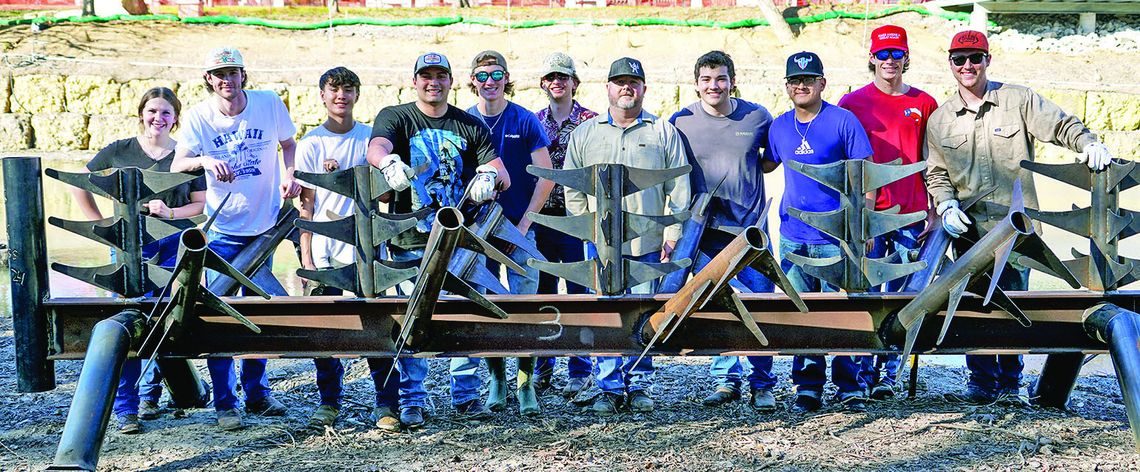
top-left (1030, 352), bottom-right (1085, 409)
top-left (1084, 303), bottom-right (1140, 452)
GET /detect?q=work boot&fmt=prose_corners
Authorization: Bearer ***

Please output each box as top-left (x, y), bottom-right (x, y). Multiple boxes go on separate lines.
top-left (138, 400), bottom-right (165, 420)
top-left (592, 392), bottom-right (623, 416)
top-left (870, 381), bottom-right (896, 401)
top-left (790, 388), bottom-right (823, 414)
top-left (628, 390), bottom-right (654, 413)
top-left (702, 387), bottom-right (741, 407)
top-left (749, 388), bottom-right (777, 412)
top-left (517, 357), bottom-right (541, 417)
top-left (837, 392), bottom-right (867, 413)
top-left (562, 377), bottom-right (590, 398)
top-left (117, 414), bottom-right (141, 434)
top-left (485, 357), bottom-right (509, 412)
top-left (454, 398), bottom-right (492, 420)
top-left (370, 406), bottom-right (401, 433)
top-left (245, 395), bottom-right (287, 416)
top-left (309, 405), bottom-right (338, 429)
top-left (217, 408), bottom-right (243, 431)
top-left (400, 406), bottom-right (426, 430)
top-left (997, 387), bottom-right (1031, 407)
top-left (944, 385), bottom-right (997, 405)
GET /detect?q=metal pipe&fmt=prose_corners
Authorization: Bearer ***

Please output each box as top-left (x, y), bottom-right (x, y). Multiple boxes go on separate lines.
top-left (49, 309), bottom-right (147, 471)
top-left (403, 207), bottom-right (465, 346)
top-left (207, 205), bottom-right (299, 296)
top-left (596, 164), bottom-right (624, 295)
top-left (900, 219), bottom-right (950, 293)
top-left (155, 359), bottom-right (210, 409)
top-left (658, 192), bottom-right (713, 293)
top-left (1030, 352), bottom-right (1084, 409)
top-left (1084, 302), bottom-right (1140, 452)
top-left (3, 156), bottom-right (55, 392)
top-left (118, 168), bottom-right (144, 297)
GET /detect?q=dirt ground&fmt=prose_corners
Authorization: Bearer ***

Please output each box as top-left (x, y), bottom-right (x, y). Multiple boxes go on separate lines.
top-left (3, 10), bottom-right (1140, 472)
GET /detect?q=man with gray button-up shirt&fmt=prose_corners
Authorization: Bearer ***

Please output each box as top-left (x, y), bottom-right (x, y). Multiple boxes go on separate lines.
top-left (564, 56), bottom-right (691, 416)
top-left (926, 30), bottom-right (1113, 405)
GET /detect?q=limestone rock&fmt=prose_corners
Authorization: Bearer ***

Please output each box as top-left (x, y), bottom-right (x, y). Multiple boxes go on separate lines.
top-left (176, 81), bottom-right (212, 109)
top-left (0, 76), bottom-right (10, 113)
top-left (1086, 92), bottom-right (1140, 132)
top-left (11, 75), bottom-right (66, 114)
top-left (398, 87), bottom-right (418, 104)
top-left (119, 79), bottom-right (179, 115)
top-left (65, 75), bottom-right (121, 115)
top-left (0, 114), bottom-right (33, 150)
top-left (31, 113), bottom-right (89, 150)
top-left (287, 85), bottom-right (325, 126)
top-left (87, 115), bottom-right (139, 151)
top-left (355, 85), bottom-right (400, 124)
top-left (1040, 89), bottom-right (1086, 121)
top-left (1100, 131), bottom-right (1140, 160)
top-left (510, 87), bottom-right (547, 112)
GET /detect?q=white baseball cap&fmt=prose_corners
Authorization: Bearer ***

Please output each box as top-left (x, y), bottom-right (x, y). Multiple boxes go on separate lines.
top-left (205, 46), bottom-right (245, 72)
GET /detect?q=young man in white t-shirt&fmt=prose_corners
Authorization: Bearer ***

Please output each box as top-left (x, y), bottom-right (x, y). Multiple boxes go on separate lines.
top-left (296, 67), bottom-right (406, 433)
top-left (171, 46), bottom-right (301, 431)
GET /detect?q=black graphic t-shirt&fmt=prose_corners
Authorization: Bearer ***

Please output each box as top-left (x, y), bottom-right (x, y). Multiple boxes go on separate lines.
top-left (371, 102), bottom-right (497, 250)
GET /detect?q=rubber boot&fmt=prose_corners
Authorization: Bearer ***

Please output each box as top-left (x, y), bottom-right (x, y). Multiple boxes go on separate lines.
top-left (517, 357), bottom-right (541, 417)
top-left (486, 357), bottom-right (508, 412)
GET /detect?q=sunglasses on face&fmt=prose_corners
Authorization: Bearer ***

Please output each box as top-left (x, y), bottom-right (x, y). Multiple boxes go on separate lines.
top-left (543, 73), bottom-right (572, 82)
top-left (473, 70), bottom-right (506, 82)
top-left (786, 76), bottom-right (820, 87)
top-left (875, 49), bottom-right (906, 61)
top-left (949, 52), bottom-right (988, 67)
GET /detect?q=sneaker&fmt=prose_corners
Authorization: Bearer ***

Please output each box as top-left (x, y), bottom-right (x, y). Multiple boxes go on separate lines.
top-left (370, 406), bottom-right (401, 433)
top-left (870, 381), bottom-right (896, 401)
top-left (400, 406), bottom-right (426, 430)
top-left (791, 389), bottom-right (823, 414)
top-left (837, 393), bottom-right (867, 413)
top-left (217, 408), bottom-right (243, 431)
top-left (117, 414), bottom-right (141, 434)
top-left (592, 392), bottom-right (623, 416)
top-left (454, 399), bottom-right (492, 420)
top-left (702, 387), bottom-right (741, 407)
top-left (562, 377), bottom-right (590, 398)
top-left (944, 386), bottom-right (997, 405)
top-left (138, 400), bottom-right (165, 420)
top-left (308, 404), bottom-right (338, 428)
top-left (245, 396), bottom-right (287, 416)
top-left (997, 387), bottom-right (1031, 407)
top-left (628, 390), bottom-right (654, 413)
top-left (749, 388), bottom-right (777, 413)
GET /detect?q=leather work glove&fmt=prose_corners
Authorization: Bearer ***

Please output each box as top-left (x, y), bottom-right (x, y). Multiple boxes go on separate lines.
top-left (468, 164), bottom-right (499, 203)
top-left (379, 154), bottom-right (413, 192)
top-left (1078, 141), bottom-right (1113, 171)
top-left (937, 199), bottom-right (971, 239)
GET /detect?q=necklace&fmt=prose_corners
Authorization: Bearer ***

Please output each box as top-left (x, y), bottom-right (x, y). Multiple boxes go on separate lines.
top-left (480, 110), bottom-right (504, 133)
top-left (794, 102), bottom-right (823, 149)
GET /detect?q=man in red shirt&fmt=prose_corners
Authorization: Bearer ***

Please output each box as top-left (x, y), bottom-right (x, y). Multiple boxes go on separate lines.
top-left (838, 24), bottom-right (938, 401)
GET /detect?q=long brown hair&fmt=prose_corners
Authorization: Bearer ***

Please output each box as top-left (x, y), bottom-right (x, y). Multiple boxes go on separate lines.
top-left (137, 87), bottom-right (182, 132)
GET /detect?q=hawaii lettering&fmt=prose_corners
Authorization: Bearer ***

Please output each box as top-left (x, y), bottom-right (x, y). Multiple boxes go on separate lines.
top-left (212, 128), bottom-right (265, 148)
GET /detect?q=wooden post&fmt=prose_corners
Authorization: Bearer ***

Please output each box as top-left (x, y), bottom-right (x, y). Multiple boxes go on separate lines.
top-left (759, 0), bottom-right (794, 43)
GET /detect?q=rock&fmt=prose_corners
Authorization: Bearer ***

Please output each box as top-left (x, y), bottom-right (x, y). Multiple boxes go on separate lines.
top-left (119, 79), bottom-right (179, 115)
top-left (286, 85), bottom-right (325, 126)
top-left (355, 85), bottom-right (400, 123)
top-left (0, 76), bottom-right (10, 113)
top-left (1099, 131), bottom-right (1140, 160)
top-left (31, 112), bottom-right (88, 150)
top-left (10, 75), bottom-right (66, 114)
top-left (510, 87), bottom-right (548, 112)
top-left (176, 80), bottom-right (212, 108)
top-left (87, 115), bottom-right (139, 151)
top-left (642, 84), bottom-right (679, 118)
top-left (65, 75), bottom-right (121, 115)
top-left (1040, 89), bottom-right (1087, 121)
top-left (1086, 92), bottom-right (1140, 132)
top-left (0, 113), bottom-right (33, 150)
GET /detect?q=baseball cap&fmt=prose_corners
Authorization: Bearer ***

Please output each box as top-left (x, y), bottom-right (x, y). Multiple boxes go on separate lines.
top-left (541, 52), bottom-right (578, 79)
top-left (414, 52), bottom-right (452, 75)
top-left (608, 57), bottom-right (646, 82)
top-left (785, 51), bottom-right (824, 78)
top-left (471, 50), bottom-right (508, 72)
top-left (204, 46), bottom-right (244, 72)
top-left (870, 25), bottom-right (909, 53)
top-left (949, 30), bottom-right (989, 53)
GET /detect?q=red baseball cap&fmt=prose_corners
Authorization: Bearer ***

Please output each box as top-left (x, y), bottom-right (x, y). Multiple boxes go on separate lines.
top-left (949, 30), bottom-right (989, 53)
top-left (870, 25), bottom-right (908, 53)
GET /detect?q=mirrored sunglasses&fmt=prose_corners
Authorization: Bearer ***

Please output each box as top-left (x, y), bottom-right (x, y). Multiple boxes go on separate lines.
top-left (473, 70), bottom-right (506, 82)
top-left (875, 49), bottom-right (906, 61)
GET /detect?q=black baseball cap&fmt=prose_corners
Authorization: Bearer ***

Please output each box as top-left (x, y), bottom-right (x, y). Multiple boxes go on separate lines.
top-left (607, 57), bottom-right (646, 82)
top-left (785, 51), bottom-right (824, 78)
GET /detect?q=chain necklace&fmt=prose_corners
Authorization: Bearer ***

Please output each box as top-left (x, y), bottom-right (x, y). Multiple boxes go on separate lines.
top-left (480, 109), bottom-right (504, 133)
top-left (794, 102), bottom-right (823, 149)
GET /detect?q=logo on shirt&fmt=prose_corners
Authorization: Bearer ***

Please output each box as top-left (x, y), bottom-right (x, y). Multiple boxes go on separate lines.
top-left (408, 128), bottom-right (468, 233)
top-left (794, 138), bottom-right (814, 155)
top-left (735, 131), bottom-right (754, 137)
top-left (903, 107), bottom-right (923, 124)
top-left (504, 134), bottom-right (521, 139)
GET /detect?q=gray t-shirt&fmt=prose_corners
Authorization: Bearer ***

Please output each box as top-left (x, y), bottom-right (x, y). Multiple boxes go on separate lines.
top-left (669, 99), bottom-right (772, 229)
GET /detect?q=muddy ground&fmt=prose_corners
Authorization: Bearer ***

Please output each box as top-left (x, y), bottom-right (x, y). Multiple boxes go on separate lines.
top-left (2, 9), bottom-right (1140, 472)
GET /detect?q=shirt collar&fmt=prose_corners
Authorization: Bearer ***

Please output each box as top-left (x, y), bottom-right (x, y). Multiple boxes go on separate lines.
top-left (541, 100), bottom-right (589, 127)
top-left (602, 109), bottom-right (654, 126)
top-left (950, 80), bottom-right (1001, 112)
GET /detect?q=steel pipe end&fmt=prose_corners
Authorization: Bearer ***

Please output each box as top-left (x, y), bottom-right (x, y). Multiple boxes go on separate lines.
top-left (179, 228), bottom-right (208, 252)
top-left (1008, 211), bottom-right (1035, 236)
top-left (435, 207), bottom-right (464, 230)
top-left (742, 226), bottom-right (767, 250)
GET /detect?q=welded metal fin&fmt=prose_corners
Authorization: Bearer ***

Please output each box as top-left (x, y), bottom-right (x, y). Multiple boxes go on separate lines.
top-left (468, 262), bottom-right (509, 295)
top-left (623, 211), bottom-right (692, 243)
top-left (864, 256), bottom-right (927, 287)
top-left (45, 168), bottom-right (118, 200)
top-left (142, 214), bottom-right (205, 245)
top-left (1024, 207), bottom-right (1091, 238)
top-left (528, 259), bottom-right (596, 292)
top-left (787, 205), bottom-right (847, 243)
top-left (528, 212), bottom-right (596, 242)
top-left (1107, 159), bottom-right (1138, 190)
top-left (1117, 260), bottom-right (1140, 288)
top-left (51, 262), bottom-right (125, 294)
top-left (895, 312), bottom-right (926, 385)
top-left (294, 167), bottom-right (356, 199)
top-left (784, 253), bottom-right (845, 291)
top-left (455, 226), bottom-right (526, 276)
top-left (295, 217), bottom-right (356, 246)
top-left (624, 165), bottom-right (692, 196)
top-left (715, 289), bottom-right (769, 347)
top-left (1019, 161), bottom-right (1091, 189)
top-left (986, 236), bottom-right (1018, 305)
top-left (865, 207), bottom-right (927, 240)
top-left (1106, 210), bottom-right (1134, 242)
top-left (365, 166), bottom-right (399, 201)
top-left (1119, 211), bottom-right (1140, 241)
top-left (372, 209), bottom-right (428, 247)
top-left (747, 249), bottom-right (808, 313)
top-left (48, 215), bottom-right (122, 249)
top-left (659, 280), bottom-right (711, 344)
top-left (372, 261), bottom-right (418, 294)
top-left (138, 168), bottom-right (201, 200)
top-left (1062, 249), bottom-right (1133, 290)
top-left (983, 282), bottom-right (1031, 327)
top-left (199, 289), bottom-right (262, 333)
top-left (144, 265), bottom-right (172, 293)
top-left (938, 276), bottom-right (971, 345)
top-left (442, 273), bottom-right (509, 319)
top-left (1118, 159), bottom-right (1140, 191)
top-left (863, 160), bottom-right (926, 193)
top-left (204, 250), bottom-right (271, 299)
top-left (626, 258), bottom-right (692, 288)
top-left (490, 221), bottom-right (547, 263)
top-left (297, 264), bottom-right (358, 294)
top-left (784, 160), bottom-right (846, 193)
top-left (1012, 233), bottom-right (1080, 288)
top-left (527, 165), bottom-right (595, 197)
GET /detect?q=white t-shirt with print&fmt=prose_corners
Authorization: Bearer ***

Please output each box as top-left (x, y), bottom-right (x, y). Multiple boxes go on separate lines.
top-left (296, 122), bottom-right (371, 267)
top-left (177, 89), bottom-right (297, 236)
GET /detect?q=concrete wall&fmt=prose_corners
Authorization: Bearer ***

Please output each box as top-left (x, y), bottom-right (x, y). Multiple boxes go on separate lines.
top-left (0, 73), bottom-right (1137, 162)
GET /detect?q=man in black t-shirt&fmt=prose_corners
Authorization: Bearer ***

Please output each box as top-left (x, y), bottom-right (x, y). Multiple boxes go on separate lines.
top-left (364, 52), bottom-right (510, 430)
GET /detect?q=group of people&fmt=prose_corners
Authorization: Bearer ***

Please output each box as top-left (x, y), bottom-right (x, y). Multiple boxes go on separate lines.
top-left (79, 24), bottom-right (1115, 435)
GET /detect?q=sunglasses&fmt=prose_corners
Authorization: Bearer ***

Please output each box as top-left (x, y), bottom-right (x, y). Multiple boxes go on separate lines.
top-left (543, 73), bottom-right (572, 82)
top-left (875, 49), bottom-right (906, 61)
top-left (786, 76), bottom-right (820, 87)
top-left (473, 70), bottom-right (506, 82)
top-left (949, 52), bottom-right (988, 67)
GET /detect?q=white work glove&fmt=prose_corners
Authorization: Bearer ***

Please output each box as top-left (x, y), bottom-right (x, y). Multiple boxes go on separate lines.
top-left (379, 154), bottom-right (413, 192)
top-left (468, 164), bottom-right (498, 203)
top-left (1077, 141), bottom-right (1113, 171)
top-left (937, 199), bottom-right (972, 239)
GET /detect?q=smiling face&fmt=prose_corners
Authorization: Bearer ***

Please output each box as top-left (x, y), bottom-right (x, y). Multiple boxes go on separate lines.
top-left (139, 97), bottom-right (177, 138)
top-left (320, 82), bottom-right (358, 120)
top-left (470, 64), bottom-right (508, 103)
top-left (870, 49), bottom-right (908, 82)
top-left (607, 76), bottom-right (645, 112)
top-left (413, 67), bottom-right (452, 106)
top-left (949, 48), bottom-right (990, 92)
top-left (696, 65), bottom-right (733, 111)
top-left (541, 72), bottom-right (576, 102)
top-left (785, 75), bottom-right (825, 109)
top-left (205, 66), bottom-right (245, 100)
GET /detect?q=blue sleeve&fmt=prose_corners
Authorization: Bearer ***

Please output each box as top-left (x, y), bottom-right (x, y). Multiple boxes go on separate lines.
top-left (841, 112), bottom-right (873, 160)
top-left (524, 109), bottom-right (550, 153)
top-left (764, 121), bottom-right (782, 164)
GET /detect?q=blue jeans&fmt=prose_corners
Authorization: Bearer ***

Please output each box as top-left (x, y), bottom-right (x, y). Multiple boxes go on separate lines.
top-left (779, 238), bottom-right (866, 396)
top-left (860, 224), bottom-right (923, 386)
top-left (113, 236), bottom-right (178, 417)
top-left (695, 232), bottom-right (778, 391)
top-left (389, 246), bottom-right (432, 409)
top-left (534, 218), bottom-right (592, 381)
top-left (204, 230), bottom-right (285, 411)
top-left (594, 249), bottom-right (657, 395)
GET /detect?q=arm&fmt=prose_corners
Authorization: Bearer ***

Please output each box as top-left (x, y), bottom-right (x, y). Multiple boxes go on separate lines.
top-left (298, 187), bottom-right (317, 272)
top-left (1023, 87), bottom-right (1098, 153)
top-left (761, 160), bottom-right (780, 173)
top-left (279, 137), bottom-right (300, 199)
top-left (172, 147), bottom-right (235, 182)
top-left (563, 129), bottom-right (589, 217)
top-left (485, 157), bottom-right (511, 192)
top-left (518, 147), bottom-right (553, 233)
top-left (71, 187), bottom-right (104, 221)
top-left (660, 125), bottom-right (692, 262)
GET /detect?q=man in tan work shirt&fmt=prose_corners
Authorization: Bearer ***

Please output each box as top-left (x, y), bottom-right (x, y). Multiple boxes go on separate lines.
top-left (925, 30), bottom-right (1114, 406)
